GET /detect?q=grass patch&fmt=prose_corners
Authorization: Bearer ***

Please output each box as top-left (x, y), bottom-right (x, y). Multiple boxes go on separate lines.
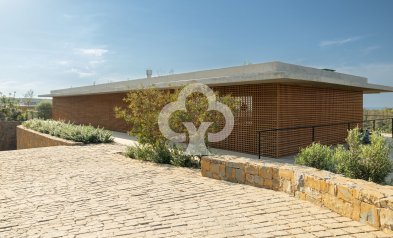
top-left (22, 119), bottom-right (113, 144)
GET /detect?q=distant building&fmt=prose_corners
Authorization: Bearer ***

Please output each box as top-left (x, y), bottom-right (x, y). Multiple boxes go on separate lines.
top-left (41, 62), bottom-right (393, 157)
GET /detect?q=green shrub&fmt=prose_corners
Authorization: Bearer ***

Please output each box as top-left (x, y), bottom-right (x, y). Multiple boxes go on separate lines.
top-left (357, 132), bottom-right (393, 183)
top-left (125, 144), bottom-right (155, 161)
top-left (0, 92), bottom-right (26, 121)
top-left (35, 101), bottom-right (52, 119)
top-left (22, 119), bottom-right (113, 144)
top-left (125, 143), bottom-right (199, 168)
top-left (295, 143), bottom-right (334, 171)
top-left (170, 146), bottom-right (196, 167)
top-left (296, 128), bottom-right (393, 184)
top-left (333, 145), bottom-right (358, 177)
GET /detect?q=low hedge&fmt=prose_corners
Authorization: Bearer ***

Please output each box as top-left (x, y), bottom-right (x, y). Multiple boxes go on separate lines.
top-left (295, 128), bottom-right (393, 184)
top-left (22, 119), bottom-right (113, 144)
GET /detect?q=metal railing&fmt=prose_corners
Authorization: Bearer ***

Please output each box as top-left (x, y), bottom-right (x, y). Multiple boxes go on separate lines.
top-left (257, 117), bottom-right (393, 159)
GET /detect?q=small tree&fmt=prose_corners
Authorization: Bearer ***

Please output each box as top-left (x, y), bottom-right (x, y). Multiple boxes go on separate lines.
top-left (23, 89), bottom-right (34, 107)
top-left (0, 92), bottom-right (25, 121)
top-left (115, 86), bottom-right (239, 151)
top-left (35, 101), bottom-right (52, 119)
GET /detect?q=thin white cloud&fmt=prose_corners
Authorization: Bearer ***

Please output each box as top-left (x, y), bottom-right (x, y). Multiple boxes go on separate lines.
top-left (319, 36), bottom-right (362, 47)
top-left (334, 62), bottom-right (393, 85)
top-left (67, 68), bottom-right (96, 78)
top-left (77, 48), bottom-right (108, 57)
top-left (362, 45), bottom-right (380, 54)
top-left (89, 59), bottom-right (106, 66)
top-left (57, 60), bottom-right (72, 66)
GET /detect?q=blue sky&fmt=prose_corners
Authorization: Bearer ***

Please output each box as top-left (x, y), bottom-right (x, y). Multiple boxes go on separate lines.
top-left (0, 0), bottom-right (393, 107)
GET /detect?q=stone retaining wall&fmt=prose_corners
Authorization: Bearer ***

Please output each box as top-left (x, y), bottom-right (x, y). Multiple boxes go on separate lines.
top-left (201, 155), bottom-right (393, 233)
top-left (17, 125), bottom-right (83, 149)
top-left (0, 121), bottom-right (20, 151)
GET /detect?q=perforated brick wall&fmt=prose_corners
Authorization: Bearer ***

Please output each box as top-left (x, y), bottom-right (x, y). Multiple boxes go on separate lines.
top-left (52, 83), bottom-right (363, 157)
top-left (211, 84), bottom-right (363, 157)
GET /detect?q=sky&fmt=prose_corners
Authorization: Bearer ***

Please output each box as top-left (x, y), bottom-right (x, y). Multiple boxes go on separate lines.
top-left (0, 0), bottom-right (393, 108)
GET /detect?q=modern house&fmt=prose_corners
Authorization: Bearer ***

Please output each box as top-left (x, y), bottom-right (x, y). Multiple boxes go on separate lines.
top-left (41, 62), bottom-right (393, 157)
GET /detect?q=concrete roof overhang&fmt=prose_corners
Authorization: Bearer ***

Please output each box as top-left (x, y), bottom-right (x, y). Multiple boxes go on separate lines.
top-left (40, 61), bottom-right (393, 97)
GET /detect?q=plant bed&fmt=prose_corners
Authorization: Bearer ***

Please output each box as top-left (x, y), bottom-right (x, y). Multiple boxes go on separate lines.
top-left (22, 119), bottom-right (113, 144)
top-left (17, 126), bottom-right (83, 149)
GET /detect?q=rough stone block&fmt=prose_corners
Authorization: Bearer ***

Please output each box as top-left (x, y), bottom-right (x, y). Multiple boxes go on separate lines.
top-left (219, 163), bottom-right (226, 179)
top-left (263, 179), bottom-right (273, 189)
top-left (279, 168), bottom-right (294, 181)
top-left (320, 180), bottom-right (333, 194)
top-left (226, 166), bottom-right (237, 182)
top-left (281, 179), bottom-right (293, 195)
top-left (211, 163), bottom-right (220, 175)
top-left (272, 179), bottom-right (280, 191)
top-left (378, 197), bottom-right (393, 210)
top-left (201, 159), bottom-right (210, 174)
top-left (245, 163), bottom-right (259, 175)
top-left (245, 174), bottom-right (255, 185)
top-left (272, 167), bottom-right (280, 180)
top-left (259, 166), bottom-right (272, 179)
top-left (322, 194), bottom-right (353, 218)
top-left (337, 185), bottom-right (353, 203)
top-left (235, 168), bottom-right (245, 183)
top-left (380, 208), bottom-right (393, 232)
top-left (305, 187), bottom-right (322, 204)
top-left (254, 175), bottom-right (264, 188)
top-left (352, 199), bottom-right (361, 221)
top-left (360, 202), bottom-right (380, 228)
top-left (227, 161), bottom-right (245, 170)
top-left (359, 189), bottom-right (386, 206)
top-left (304, 175), bottom-right (321, 191)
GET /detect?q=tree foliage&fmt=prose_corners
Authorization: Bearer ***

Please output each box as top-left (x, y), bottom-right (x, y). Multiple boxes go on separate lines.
top-left (115, 86), bottom-right (239, 149)
top-left (35, 101), bottom-right (52, 119)
top-left (0, 92), bottom-right (26, 121)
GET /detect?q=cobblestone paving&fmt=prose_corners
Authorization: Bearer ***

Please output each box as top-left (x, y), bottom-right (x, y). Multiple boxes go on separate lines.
top-left (0, 144), bottom-right (391, 238)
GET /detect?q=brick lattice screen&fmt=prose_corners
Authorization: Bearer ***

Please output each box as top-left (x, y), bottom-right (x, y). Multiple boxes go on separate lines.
top-left (53, 83), bottom-right (363, 158)
top-left (211, 84), bottom-right (363, 157)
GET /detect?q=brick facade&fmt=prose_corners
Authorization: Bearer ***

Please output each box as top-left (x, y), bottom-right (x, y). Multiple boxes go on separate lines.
top-left (53, 93), bottom-right (129, 132)
top-left (52, 83), bottom-right (363, 157)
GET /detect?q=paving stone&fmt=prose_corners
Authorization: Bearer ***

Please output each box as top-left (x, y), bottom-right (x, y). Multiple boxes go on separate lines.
top-left (0, 144), bottom-right (390, 237)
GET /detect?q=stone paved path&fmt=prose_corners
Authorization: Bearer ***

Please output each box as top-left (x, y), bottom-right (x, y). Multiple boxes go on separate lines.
top-left (0, 144), bottom-right (391, 238)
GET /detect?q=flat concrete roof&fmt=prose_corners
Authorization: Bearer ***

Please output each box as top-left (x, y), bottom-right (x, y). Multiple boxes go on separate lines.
top-left (40, 61), bottom-right (393, 97)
